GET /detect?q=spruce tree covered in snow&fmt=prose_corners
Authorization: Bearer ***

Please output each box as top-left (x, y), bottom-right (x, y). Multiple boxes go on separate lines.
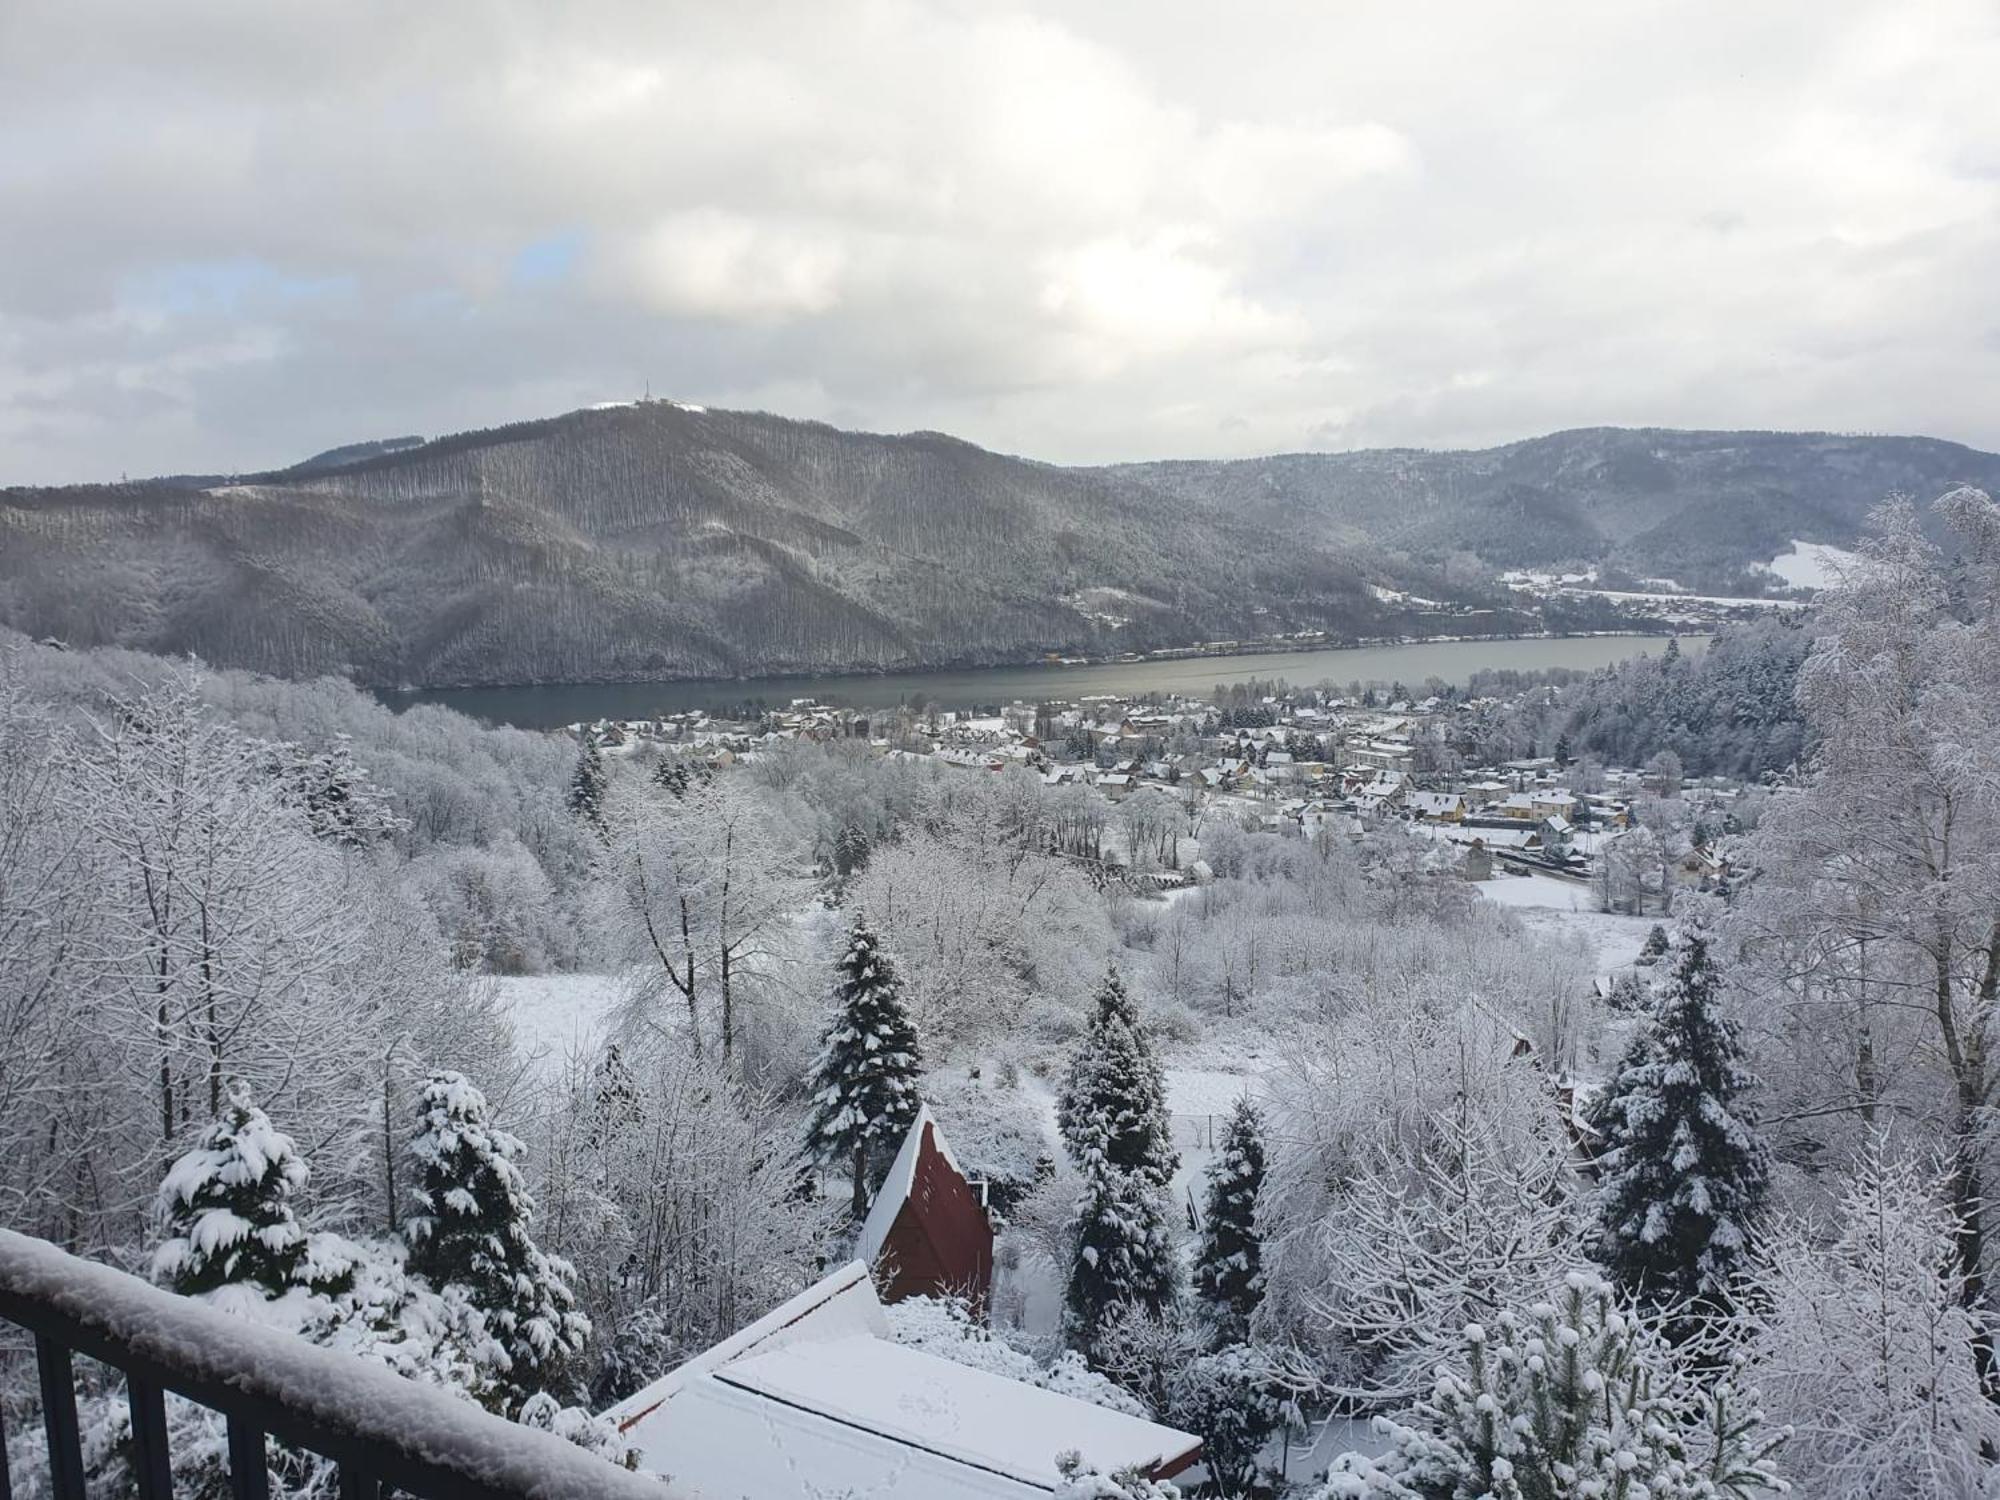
top-left (1589, 926), bottom-right (1768, 1317)
top-left (154, 1078), bottom-right (325, 1297)
top-left (1061, 967), bottom-right (1180, 1362)
top-left (405, 1070), bottom-right (590, 1412)
top-left (1193, 1097), bottom-right (1265, 1344)
top-left (1317, 1272), bottom-right (1786, 1500)
top-left (1057, 966), bottom-right (1176, 1191)
top-left (805, 917), bottom-right (924, 1218)
top-left (567, 735), bottom-right (606, 835)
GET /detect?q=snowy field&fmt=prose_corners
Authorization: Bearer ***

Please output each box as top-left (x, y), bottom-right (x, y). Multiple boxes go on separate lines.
top-left (484, 972), bottom-right (626, 1070)
top-left (1477, 874), bottom-right (1657, 975)
top-left (1764, 538), bottom-right (1859, 590)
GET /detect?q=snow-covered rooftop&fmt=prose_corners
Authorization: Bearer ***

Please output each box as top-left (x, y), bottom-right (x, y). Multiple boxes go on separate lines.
top-left (607, 1259), bottom-right (1198, 1498)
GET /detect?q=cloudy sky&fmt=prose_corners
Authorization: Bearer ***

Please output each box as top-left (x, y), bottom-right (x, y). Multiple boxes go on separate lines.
top-left (3, 0), bottom-right (1998, 483)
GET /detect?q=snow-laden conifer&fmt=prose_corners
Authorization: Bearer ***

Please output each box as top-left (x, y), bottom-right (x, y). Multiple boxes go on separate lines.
top-left (405, 1070), bottom-right (590, 1411)
top-left (805, 916), bottom-right (923, 1217)
top-left (1192, 1097), bottom-right (1265, 1344)
top-left (1052, 1450), bottom-right (1181, 1500)
top-left (566, 735), bottom-right (606, 834)
top-left (1317, 1271), bottom-right (1786, 1500)
top-left (1060, 967), bottom-right (1180, 1361)
top-left (1589, 923), bottom-right (1767, 1316)
top-left (153, 1078), bottom-right (328, 1297)
top-left (1057, 966), bottom-right (1176, 1191)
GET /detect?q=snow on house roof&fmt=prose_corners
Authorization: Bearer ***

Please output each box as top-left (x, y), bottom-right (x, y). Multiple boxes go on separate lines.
top-left (608, 1260), bottom-right (1199, 1499)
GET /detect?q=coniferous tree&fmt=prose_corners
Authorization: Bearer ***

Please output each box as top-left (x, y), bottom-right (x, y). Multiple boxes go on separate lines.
top-left (1059, 966), bottom-right (1180, 1360)
top-left (1066, 1159), bottom-right (1180, 1363)
top-left (153, 1079), bottom-right (322, 1297)
top-left (1319, 1272), bottom-right (1785, 1499)
top-left (567, 736), bottom-right (606, 835)
top-left (1588, 927), bottom-right (1768, 1317)
top-left (805, 918), bottom-right (924, 1219)
top-left (405, 1071), bottom-right (589, 1412)
top-left (1057, 967), bottom-right (1176, 1190)
top-left (1192, 1098), bottom-right (1265, 1344)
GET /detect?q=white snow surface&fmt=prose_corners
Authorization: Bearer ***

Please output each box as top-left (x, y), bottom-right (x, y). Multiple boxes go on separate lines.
top-left (611, 1260), bottom-right (1197, 1499)
top-left (1764, 538), bottom-right (1859, 590)
top-left (485, 973), bottom-right (627, 1070)
top-left (0, 1229), bottom-right (671, 1499)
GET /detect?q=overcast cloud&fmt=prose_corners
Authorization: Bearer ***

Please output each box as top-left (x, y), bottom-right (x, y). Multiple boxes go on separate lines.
top-left (3, 0), bottom-right (1998, 483)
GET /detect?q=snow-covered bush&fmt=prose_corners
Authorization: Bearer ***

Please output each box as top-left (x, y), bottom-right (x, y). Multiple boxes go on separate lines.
top-left (1316, 1272), bottom-right (1786, 1500)
top-left (1053, 1450), bottom-right (1181, 1500)
top-left (1164, 1344), bottom-right (1288, 1496)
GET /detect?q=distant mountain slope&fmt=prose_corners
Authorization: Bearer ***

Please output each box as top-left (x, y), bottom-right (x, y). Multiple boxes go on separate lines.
top-left (1118, 428), bottom-right (2000, 587)
top-left (3, 411), bottom-right (1993, 688)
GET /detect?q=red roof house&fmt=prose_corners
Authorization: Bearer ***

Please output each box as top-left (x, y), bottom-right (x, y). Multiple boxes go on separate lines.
top-left (855, 1106), bottom-right (995, 1309)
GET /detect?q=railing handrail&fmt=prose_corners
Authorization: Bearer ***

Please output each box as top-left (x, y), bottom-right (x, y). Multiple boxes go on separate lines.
top-left (0, 1228), bottom-right (676, 1500)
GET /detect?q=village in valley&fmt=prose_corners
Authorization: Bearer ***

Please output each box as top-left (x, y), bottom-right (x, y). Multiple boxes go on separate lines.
top-left (570, 658), bottom-right (1743, 919)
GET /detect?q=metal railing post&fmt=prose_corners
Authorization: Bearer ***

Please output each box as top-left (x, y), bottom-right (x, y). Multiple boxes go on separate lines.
top-left (227, 1413), bottom-right (271, 1500)
top-left (34, 1332), bottom-right (85, 1500)
top-left (126, 1371), bottom-right (174, 1500)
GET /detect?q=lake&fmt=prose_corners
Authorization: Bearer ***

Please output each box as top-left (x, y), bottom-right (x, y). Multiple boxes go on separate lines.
top-left (382, 634), bottom-right (1705, 730)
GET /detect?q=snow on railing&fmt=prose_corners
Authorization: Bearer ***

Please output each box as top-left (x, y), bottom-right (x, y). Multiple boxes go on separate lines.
top-left (0, 1228), bottom-right (675, 1500)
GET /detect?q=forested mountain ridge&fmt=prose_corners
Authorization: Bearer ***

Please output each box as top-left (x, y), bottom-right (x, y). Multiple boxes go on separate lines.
top-left (1119, 427), bottom-right (2000, 588)
top-left (4, 406), bottom-right (1995, 688)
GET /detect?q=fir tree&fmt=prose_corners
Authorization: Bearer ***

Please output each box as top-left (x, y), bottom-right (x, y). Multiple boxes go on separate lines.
top-left (1192, 1098), bottom-right (1265, 1344)
top-left (1057, 967), bottom-right (1176, 1191)
top-left (1589, 927), bottom-right (1768, 1317)
top-left (567, 736), bottom-right (606, 835)
top-left (805, 917), bottom-right (924, 1219)
top-left (405, 1071), bottom-right (590, 1412)
top-left (153, 1078), bottom-right (322, 1297)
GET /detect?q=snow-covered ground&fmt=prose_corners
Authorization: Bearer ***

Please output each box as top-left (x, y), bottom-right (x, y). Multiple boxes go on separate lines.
top-left (484, 972), bottom-right (626, 1070)
top-left (1763, 538), bottom-right (1859, 590)
top-left (1477, 870), bottom-right (1596, 911)
top-left (1477, 875), bottom-right (1657, 976)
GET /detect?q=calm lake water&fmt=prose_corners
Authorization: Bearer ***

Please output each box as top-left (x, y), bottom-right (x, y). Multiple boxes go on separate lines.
top-left (382, 634), bottom-right (1705, 730)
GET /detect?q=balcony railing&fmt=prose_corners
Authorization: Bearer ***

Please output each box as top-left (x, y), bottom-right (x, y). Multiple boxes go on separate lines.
top-left (0, 1228), bottom-right (674, 1499)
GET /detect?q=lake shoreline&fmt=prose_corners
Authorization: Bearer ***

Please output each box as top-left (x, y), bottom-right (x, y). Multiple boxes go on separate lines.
top-left (376, 626), bottom-right (1678, 698)
top-left (381, 631), bottom-right (1705, 731)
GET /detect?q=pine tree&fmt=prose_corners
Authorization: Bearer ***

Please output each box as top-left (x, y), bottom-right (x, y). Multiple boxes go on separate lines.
top-left (1192, 1098), bottom-right (1265, 1344)
top-left (153, 1079), bottom-right (322, 1297)
top-left (1589, 927), bottom-right (1768, 1317)
top-left (567, 736), bottom-right (606, 835)
top-left (805, 917), bottom-right (924, 1219)
top-left (1057, 967), bottom-right (1176, 1191)
top-left (405, 1071), bottom-right (590, 1412)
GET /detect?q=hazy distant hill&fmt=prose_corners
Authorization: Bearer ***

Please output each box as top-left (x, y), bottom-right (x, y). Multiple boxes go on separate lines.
top-left (3, 408), bottom-right (1993, 688)
top-left (1119, 428), bottom-right (2000, 588)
